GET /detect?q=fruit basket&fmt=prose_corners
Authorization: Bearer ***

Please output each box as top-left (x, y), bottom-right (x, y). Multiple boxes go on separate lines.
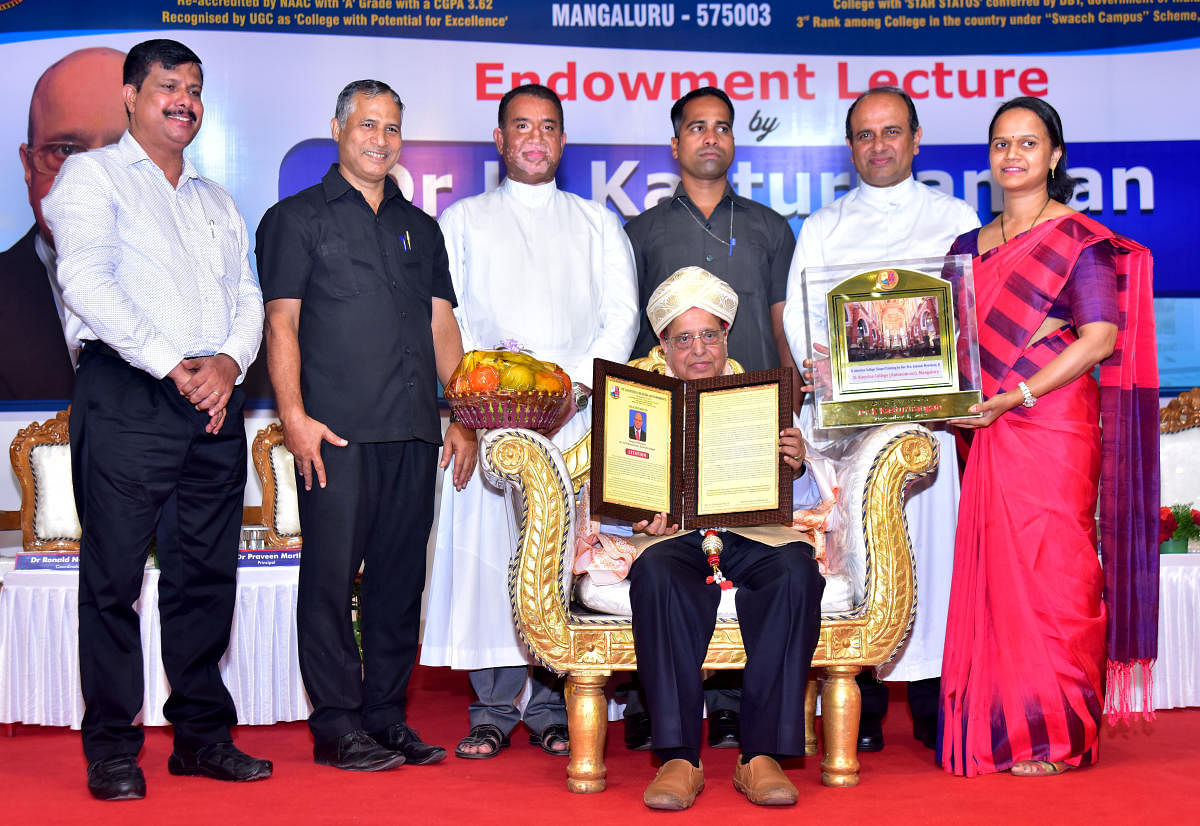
top-left (444, 349), bottom-right (571, 432)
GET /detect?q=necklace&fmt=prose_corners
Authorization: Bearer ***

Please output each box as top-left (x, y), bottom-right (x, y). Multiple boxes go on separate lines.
top-left (680, 197), bottom-right (736, 256)
top-left (1001, 198), bottom-right (1051, 244)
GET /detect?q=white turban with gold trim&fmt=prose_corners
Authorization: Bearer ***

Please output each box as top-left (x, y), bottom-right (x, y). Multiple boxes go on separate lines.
top-left (646, 266), bottom-right (738, 337)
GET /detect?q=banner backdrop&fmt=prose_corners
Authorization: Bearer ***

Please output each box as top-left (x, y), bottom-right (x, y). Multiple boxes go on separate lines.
top-left (2, 3), bottom-right (1199, 402)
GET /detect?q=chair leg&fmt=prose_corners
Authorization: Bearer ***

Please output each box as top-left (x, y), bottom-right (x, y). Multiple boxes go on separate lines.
top-left (565, 672), bottom-right (609, 793)
top-left (804, 674), bottom-right (819, 757)
top-left (820, 664), bottom-right (862, 787)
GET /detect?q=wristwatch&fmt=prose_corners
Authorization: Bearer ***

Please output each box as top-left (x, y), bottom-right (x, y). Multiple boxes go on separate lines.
top-left (572, 382), bottom-right (590, 411)
top-left (1018, 381), bottom-right (1037, 408)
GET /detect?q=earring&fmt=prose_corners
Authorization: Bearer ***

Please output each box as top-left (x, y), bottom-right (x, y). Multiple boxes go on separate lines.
top-left (1051, 168), bottom-right (1055, 179)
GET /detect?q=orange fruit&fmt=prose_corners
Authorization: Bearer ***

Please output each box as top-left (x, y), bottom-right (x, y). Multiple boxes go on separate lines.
top-left (449, 374), bottom-right (472, 395)
top-left (553, 368), bottom-right (572, 394)
top-left (468, 364), bottom-right (500, 392)
top-left (534, 370), bottom-right (564, 393)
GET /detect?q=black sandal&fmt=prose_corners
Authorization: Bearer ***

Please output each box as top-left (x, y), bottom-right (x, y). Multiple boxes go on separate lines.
top-left (530, 723), bottom-right (570, 756)
top-left (454, 724), bottom-right (510, 760)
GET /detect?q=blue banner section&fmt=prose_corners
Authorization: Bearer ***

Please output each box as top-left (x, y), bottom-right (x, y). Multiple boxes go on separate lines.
top-left (2, 0), bottom-right (1198, 55)
top-left (281, 137), bottom-right (1197, 294)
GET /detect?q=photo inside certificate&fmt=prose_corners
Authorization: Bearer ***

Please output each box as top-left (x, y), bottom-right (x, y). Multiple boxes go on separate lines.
top-left (695, 383), bottom-right (780, 516)
top-left (600, 375), bottom-right (673, 514)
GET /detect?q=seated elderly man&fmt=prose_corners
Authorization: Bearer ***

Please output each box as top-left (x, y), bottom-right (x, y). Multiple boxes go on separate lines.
top-left (605, 267), bottom-right (824, 810)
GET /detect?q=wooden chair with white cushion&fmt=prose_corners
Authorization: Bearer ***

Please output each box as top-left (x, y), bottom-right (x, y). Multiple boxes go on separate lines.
top-left (251, 423), bottom-right (301, 549)
top-left (9, 409), bottom-right (81, 553)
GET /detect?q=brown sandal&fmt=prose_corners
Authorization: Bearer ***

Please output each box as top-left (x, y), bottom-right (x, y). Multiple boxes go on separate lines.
top-left (530, 723), bottom-right (570, 756)
top-left (454, 724), bottom-right (510, 760)
top-left (1010, 760), bottom-right (1072, 777)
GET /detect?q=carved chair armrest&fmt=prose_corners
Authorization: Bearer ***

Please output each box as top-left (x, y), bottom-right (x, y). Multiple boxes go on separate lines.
top-left (480, 428), bottom-right (577, 669)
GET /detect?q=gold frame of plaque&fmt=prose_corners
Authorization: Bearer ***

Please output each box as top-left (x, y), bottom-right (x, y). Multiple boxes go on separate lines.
top-left (802, 256), bottom-right (982, 429)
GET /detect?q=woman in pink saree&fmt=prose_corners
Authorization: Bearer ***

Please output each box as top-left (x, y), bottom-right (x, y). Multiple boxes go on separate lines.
top-left (939, 98), bottom-right (1158, 778)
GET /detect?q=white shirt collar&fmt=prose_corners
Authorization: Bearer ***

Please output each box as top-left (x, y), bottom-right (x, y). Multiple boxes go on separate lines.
top-left (34, 229), bottom-right (56, 275)
top-left (855, 175), bottom-right (918, 209)
top-left (503, 176), bottom-right (558, 207)
top-left (118, 130), bottom-right (201, 186)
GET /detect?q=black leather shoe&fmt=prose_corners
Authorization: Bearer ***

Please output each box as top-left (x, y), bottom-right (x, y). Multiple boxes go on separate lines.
top-left (857, 712), bottom-right (885, 752)
top-left (87, 755), bottom-right (146, 801)
top-left (315, 729), bottom-right (405, 771)
top-left (369, 722), bottom-right (447, 765)
top-left (168, 741), bottom-right (273, 782)
top-left (912, 713), bottom-right (938, 750)
top-left (623, 711), bottom-right (652, 751)
top-left (707, 709), bottom-right (740, 749)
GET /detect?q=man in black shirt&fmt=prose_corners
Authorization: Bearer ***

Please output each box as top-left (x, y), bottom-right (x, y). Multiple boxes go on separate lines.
top-left (256, 79), bottom-right (477, 772)
top-left (623, 87), bottom-right (800, 389)
top-left (620, 86), bottom-right (803, 751)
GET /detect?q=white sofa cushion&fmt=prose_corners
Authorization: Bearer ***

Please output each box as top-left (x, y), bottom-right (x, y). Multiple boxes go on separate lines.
top-left (30, 443), bottom-right (81, 541)
top-left (270, 443), bottom-right (301, 537)
top-left (576, 567), bottom-right (856, 619)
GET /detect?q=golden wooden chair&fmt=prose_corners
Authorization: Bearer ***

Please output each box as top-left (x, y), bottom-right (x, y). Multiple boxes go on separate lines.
top-left (251, 422), bottom-right (302, 549)
top-left (9, 409), bottom-right (80, 552)
top-left (479, 406), bottom-right (936, 792)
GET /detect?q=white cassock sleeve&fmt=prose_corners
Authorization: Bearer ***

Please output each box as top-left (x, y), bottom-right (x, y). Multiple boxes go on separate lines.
top-left (560, 207), bottom-right (639, 385)
top-left (782, 209), bottom-right (830, 372)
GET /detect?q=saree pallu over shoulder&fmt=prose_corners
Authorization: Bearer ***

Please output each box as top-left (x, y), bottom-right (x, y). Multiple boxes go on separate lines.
top-left (969, 213), bottom-right (1159, 720)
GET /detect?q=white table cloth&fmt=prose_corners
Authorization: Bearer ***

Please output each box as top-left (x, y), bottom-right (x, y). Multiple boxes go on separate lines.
top-left (0, 566), bottom-right (311, 728)
top-left (1146, 554), bottom-right (1200, 710)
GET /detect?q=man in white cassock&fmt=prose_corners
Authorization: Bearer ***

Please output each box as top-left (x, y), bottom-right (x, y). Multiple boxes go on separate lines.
top-left (420, 84), bottom-right (639, 760)
top-left (782, 87), bottom-right (980, 753)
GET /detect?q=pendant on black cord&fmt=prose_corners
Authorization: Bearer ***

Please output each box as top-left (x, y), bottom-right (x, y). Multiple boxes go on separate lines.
top-left (702, 528), bottom-right (732, 589)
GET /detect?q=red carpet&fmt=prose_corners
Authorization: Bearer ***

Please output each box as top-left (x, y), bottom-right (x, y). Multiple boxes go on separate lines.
top-left (2, 668), bottom-right (1194, 824)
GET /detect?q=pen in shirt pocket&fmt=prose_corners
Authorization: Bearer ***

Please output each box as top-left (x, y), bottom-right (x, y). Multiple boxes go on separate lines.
top-left (208, 219), bottom-right (216, 239)
top-left (398, 230), bottom-right (412, 252)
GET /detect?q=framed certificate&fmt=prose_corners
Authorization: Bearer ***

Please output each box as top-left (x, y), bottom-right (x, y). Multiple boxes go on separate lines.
top-left (801, 256), bottom-right (983, 430)
top-left (589, 360), bottom-right (793, 530)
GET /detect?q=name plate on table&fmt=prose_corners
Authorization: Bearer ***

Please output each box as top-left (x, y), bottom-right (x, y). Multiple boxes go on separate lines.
top-left (590, 359), bottom-right (792, 530)
top-left (238, 549), bottom-right (302, 567)
top-left (15, 551), bottom-right (79, 570)
top-left (802, 255), bottom-right (983, 430)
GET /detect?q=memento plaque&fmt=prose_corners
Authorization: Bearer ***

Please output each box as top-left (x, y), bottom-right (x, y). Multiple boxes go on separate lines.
top-left (801, 256), bottom-right (982, 430)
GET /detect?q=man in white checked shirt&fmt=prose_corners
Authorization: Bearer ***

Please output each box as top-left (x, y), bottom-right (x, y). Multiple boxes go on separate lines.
top-left (41, 39), bottom-right (271, 802)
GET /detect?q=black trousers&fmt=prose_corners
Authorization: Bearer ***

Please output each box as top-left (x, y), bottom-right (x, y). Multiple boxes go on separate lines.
top-left (858, 672), bottom-right (941, 719)
top-left (628, 532), bottom-right (824, 756)
top-left (295, 440), bottom-right (436, 742)
top-left (72, 344), bottom-right (245, 762)
top-left (620, 670), bottom-right (741, 716)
